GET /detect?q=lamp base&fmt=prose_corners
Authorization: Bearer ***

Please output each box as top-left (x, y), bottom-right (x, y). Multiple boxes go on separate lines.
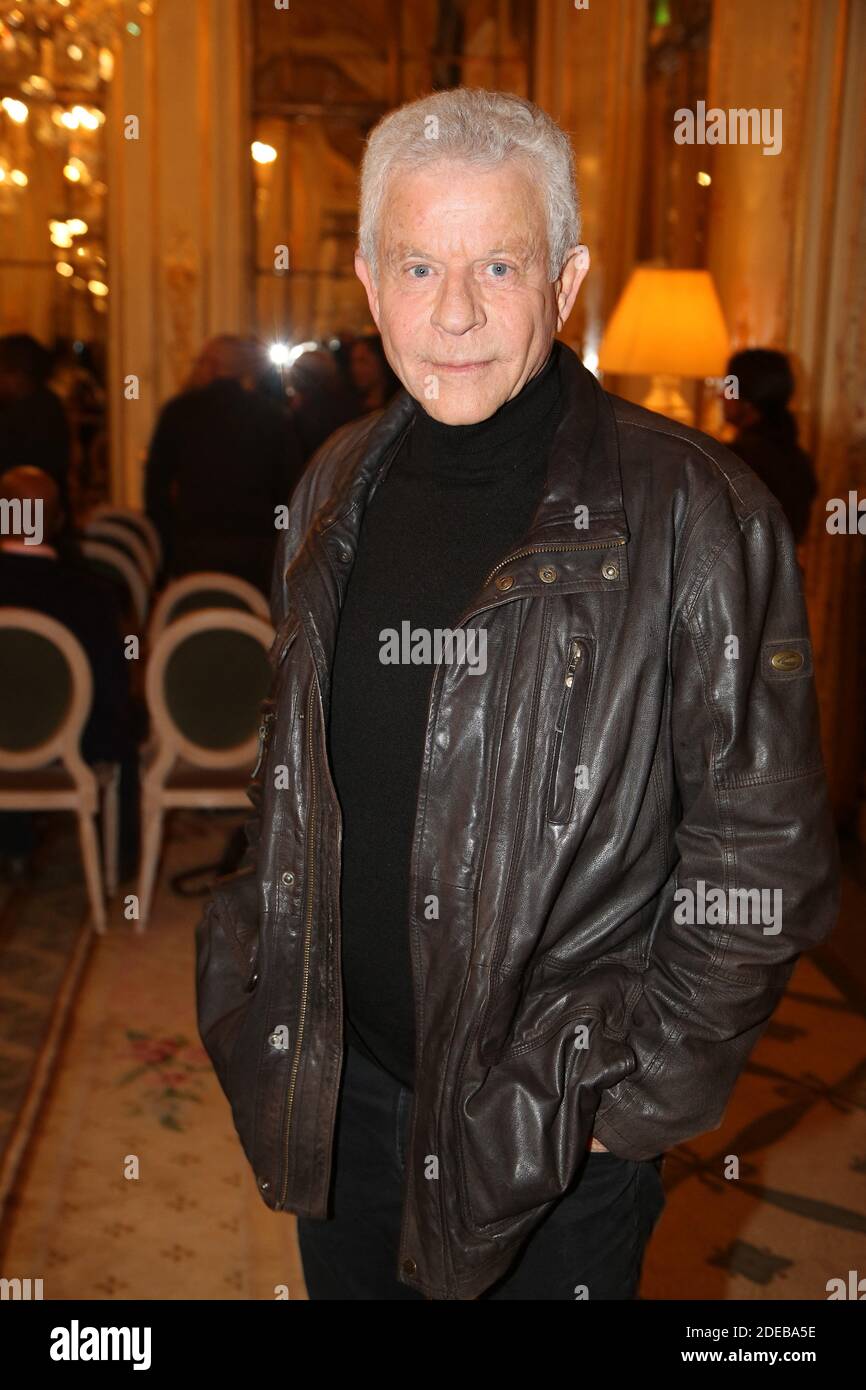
top-left (642, 374), bottom-right (693, 426)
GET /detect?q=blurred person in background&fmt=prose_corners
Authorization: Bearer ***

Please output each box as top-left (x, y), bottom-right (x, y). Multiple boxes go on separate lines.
top-left (0, 334), bottom-right (72, 519)
top-left (0, 465), bottom-right (141, 877)
top-left (287, 346), bottom-right (362, 462)
top-left (723, 348), bottom-right (818, 545)
top-left (348, 332), bottom-right (401, 413)
top-left (144, 334), bottom-right (305, 594)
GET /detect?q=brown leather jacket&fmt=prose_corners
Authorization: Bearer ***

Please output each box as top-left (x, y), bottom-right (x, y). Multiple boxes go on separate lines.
top-left (195, 343), bottom-right (840, 1300)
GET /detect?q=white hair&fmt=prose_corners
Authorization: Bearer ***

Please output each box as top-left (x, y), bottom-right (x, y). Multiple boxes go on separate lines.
top-left (358, 87), bottom-right (581, 282)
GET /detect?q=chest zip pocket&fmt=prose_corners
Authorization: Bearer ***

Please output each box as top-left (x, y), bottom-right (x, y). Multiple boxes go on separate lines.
top-left (251, 709), bottom-right (276, 779)
top-left (547, 636), bottom-right (594, 825)
top-left (251, 620), bottom-right (300, 780)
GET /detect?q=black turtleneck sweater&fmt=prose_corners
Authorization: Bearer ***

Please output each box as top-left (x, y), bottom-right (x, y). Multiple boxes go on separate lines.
top-left (327, 343), bottom-right (562, 1089)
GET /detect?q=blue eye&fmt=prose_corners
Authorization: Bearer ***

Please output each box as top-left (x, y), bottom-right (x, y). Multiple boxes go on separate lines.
top-left (488, 262), bottom-right (511, 277)
top-left (408, 265), bottom-right (431, 278)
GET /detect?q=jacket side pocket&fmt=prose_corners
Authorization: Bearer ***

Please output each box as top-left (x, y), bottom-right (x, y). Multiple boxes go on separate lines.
top-left (546, 636), bottom-right (595, 824)
top-left (456, 1002), bottom-right (636, 1235)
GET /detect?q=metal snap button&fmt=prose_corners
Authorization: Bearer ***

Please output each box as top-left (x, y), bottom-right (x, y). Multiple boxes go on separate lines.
top-left (539, 565), bottom-right (557, 583)
top-left (268, 1030), bottom-right (284, 1048)
top-left (258, 1178), bottom-right (270, 1191)
top-left (338, 548), bottom-right (351, 563)
top-left (495, 574), bottom-right (514, 591)
top-left (281, 871), bottom-right (294, 886)
top-left (601, 561), bottom-right (619, 580)
top-left (401, 1257), bottom-right (417, 1277)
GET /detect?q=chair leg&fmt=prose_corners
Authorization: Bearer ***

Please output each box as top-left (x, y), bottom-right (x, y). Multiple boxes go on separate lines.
top-left (136, 798), bottom-right (164, 933)
top-left (103, 764), bottom-right (120, 898)
top-left (77, 810), bottom-right (106, 933)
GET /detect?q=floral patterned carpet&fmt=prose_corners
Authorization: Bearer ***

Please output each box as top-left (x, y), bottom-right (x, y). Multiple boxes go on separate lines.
top-left (0, 811), bottom-right (864, 1300)
top-left (0, 810), bottom-right (304, 1299)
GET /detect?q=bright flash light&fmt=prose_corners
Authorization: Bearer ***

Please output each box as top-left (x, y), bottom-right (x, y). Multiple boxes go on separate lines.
top-left (67, 218), bottom-right (88, 235)
top-left (269, 343), bottom-right (291, 366)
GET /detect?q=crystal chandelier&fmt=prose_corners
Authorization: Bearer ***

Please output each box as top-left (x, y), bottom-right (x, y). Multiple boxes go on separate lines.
top-left (0, 2), bottom-right (155, 203)
top-left (0, 1), bottom-right (155, 310)
top-left (0, 2), bottom-right (155, 99)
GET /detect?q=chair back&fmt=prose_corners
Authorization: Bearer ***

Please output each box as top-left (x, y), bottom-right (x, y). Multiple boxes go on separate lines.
top-left (0, 608), bottom-right (93, 772)
top-left (148, 571), bottom-right (269, 648)
top-left (79, 539), bottom-right (148, 627)
top-left (84, 519), bottom-right (156, 587)
top-left (146, 609), bottom-right (274, 770)
top-left (88, 505), bottom-right (162, 570)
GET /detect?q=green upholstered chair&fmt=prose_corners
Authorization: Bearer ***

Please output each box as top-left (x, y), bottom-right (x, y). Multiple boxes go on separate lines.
top-left (84, 518), bottom-right (157, 589)
top-left (88, 506), bottom-right (163, 573)
top-left (79, 538), bottom-right (149, 628)
top-left (0, 608), bottom-right (110, 931)
top-left (147, 572), bottom-right (269, 649)
top-left (137, 608), bottom-right (274, 930)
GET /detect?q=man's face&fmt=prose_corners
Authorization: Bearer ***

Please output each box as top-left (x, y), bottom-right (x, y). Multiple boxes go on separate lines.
top-left (355, 160), bottom-right (588, 424)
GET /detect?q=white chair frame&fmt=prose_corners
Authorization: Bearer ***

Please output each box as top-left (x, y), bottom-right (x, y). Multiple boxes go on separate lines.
top-left (79, 539), bottom-right (148, 628)
top-left (147, 571), bottom-right (270, 649)
top-left (0, 608), bottom-right (111, 932)
top-left (88, 505), bottom-right (163, 572)
top-left (83, 519), bottom-right (157, 589)
top-left (137, 608), bottom-right (274, 931)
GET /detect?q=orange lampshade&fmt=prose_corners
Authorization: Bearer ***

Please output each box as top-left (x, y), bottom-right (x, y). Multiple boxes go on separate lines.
top-left (598, 268), bottom-right (730, 378)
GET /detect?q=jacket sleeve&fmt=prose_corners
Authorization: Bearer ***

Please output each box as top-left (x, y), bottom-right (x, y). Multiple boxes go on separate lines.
top-left (592, 491), bottom-right (841, 1161)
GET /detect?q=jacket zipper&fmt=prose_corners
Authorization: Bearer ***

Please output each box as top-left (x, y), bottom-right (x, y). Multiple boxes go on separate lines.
top-left (251, 711), bottom-right (275, 780)
top-left (279, 677), bottom-right (318, 1208)
top-left (562, 638), bottom-right (582, 692)
top-left (481, 535), bottom-right (626, 589)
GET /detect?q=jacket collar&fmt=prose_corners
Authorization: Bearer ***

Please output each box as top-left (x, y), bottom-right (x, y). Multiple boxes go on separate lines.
top-left (316, 340), bottom-right (627, 548)
top-left (291, 342), bottom-right (629, 694)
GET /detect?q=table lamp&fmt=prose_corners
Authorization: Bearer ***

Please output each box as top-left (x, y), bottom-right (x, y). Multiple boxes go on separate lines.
top-left (598, 267), bottom-right (730, 425)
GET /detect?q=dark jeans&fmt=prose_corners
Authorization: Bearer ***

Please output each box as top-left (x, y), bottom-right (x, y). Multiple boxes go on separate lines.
top-left (297, 1041), bottom-right (667, 1300)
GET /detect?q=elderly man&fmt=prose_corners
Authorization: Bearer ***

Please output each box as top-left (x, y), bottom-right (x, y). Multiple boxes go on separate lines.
top-left (196, 89), bottom-right (839, 1301)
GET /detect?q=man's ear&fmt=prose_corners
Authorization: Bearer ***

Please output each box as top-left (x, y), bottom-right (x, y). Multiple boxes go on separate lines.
top-left (354, 251), bottom-right (381, 328)
top-left (555, 245), bottom-right (590, 332)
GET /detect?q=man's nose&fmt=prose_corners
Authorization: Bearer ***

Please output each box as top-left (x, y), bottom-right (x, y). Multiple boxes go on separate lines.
top-left (430, 269), bottom-right (486, 336)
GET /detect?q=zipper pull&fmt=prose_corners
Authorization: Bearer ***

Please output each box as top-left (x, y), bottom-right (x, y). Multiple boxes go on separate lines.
top-left (564, 640), bottom-right (582, 687)
top-left (252, 710), bottom-right (275, 778)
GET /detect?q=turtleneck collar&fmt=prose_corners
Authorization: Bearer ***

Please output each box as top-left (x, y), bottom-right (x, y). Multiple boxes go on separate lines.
top-left (405, 340), bottom-right (561, 482)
